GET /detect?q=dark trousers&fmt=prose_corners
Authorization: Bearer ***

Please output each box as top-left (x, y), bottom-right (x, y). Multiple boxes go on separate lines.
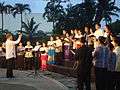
top-left (77, 70), bottom-right (91, 90)
top-left (6, 58), bottom-right (15, 78)
top-left (107, 71), bottom-right (115, 90)
top-left (55, 52), bottom-right (62, 65)
top-left (114, 72), bottom-right (120, 90)
top-left (95, 67), bottom-right (108, 90)
top-left (0, 56), bottom-right (6, 68)
top-left (24, 58), bottom-right (33, 70)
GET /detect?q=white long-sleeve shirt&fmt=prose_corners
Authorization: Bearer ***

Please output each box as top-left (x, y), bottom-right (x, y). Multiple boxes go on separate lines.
top-left (5, 37), bottom-right (21, 59)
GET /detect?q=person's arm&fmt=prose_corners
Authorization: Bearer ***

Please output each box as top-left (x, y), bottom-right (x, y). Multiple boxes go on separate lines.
top-left (12, 33), bottom-right (22, 45)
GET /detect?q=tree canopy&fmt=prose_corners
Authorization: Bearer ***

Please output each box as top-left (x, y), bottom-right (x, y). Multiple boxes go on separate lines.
top-left (43, 0), bottom-right (120, 34)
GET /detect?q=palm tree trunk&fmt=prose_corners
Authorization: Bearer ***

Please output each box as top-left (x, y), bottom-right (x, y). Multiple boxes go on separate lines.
top-left (53, 21), bottom-right (55, 30)
top-left (21, 12), bottom-right (23, 32)
top-left (1, 13), bottom-right (4, 33)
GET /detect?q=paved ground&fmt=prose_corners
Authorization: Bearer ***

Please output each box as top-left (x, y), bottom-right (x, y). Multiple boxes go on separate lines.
top-left (0, 69), bottom-right (96, 90)
top-left (42, 71), bottom-right (96, 90)
top-left (0, 69), bottom-right (68, 90)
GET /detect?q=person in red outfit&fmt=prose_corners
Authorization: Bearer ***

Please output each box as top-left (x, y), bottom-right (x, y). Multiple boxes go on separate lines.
top-left (40, 50), bottom-right (48, 71)
top-left (40, 43), bottom-right (48, 71)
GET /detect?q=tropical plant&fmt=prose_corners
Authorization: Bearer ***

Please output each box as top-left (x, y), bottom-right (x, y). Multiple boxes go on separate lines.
top-left (22, 17), bottom-right (40, 40)
top-left (12, 3), bottom-right (31, 31)
top-left (110, 19), bottom-right (120, 34)
top-left (0, 2), bottom-right (13, 33)
top-left (43, 0), bottom-right (66, 30)
top-left (94, 0), bottom-right (120, 24)
top-left (43, 0), bottom-right (120, 34)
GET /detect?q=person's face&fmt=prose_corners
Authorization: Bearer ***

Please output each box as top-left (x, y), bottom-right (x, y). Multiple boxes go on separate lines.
top-left (63, 30), bottom-right (66, 35)
top-left (78, 30), bottom-right (81, 34)
top-left (19, 43), bottom-right (22, 46)
top-left (56, 36), bottom-right (59, 40)
top-left (95, 24), bottom-right (100, 30)
top-left (74, 29), bottom-right (77, 34)
top-left (66, 33), bottom-right (69, 37)
top-left (43, 43), bottom-right (46, 47)
top-left (93, 37), bottom-right (97, 42)
top-left (71, 30), bottom-right (74, 34)
top-left (27, 41), bottom-right (31, 45)
top-left (90, 28), bottom-right (93, 33)
top-left (50, 37), bottom-right (53, 41)
top-left (104, 26), bottom-right (109, 33)
top-left (85, 27), bottom-right (89, 33)
top-left (9, 35), bottom-right (13, 40)
top-left (36, 42), bottom-right (39, 46)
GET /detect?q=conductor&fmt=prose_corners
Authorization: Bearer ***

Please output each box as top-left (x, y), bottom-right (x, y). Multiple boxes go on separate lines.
top-left (5, 32), bottom-right (22, 78)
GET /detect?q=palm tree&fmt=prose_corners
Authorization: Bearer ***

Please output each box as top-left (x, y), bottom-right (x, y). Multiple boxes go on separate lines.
top-left (12, 3), bottom-right (31, 32)
top-left (43, 0), bottom-right (66, 30)
top-left (94, 0), bottom-right (120, 24)
top-left (22, 17), bottom-right (40, 40)
top-left (0, 2), bottom-right (13, 33)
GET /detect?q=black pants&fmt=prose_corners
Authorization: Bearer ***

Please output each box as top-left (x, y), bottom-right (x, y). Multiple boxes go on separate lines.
top-left (114, 72), bottom-right (120, 90)
top-left (0, 56), bottom-right (6, 68)
top-left (95, 67), bottom-right (108, 90)
top-left (77, 70), bottom-right (91, 90)
top-left (55, 52), bottom-right (62, 65)
top-left (6, 58), bottom-right (15, 78)
top-left (24, 58), bottom-right (33, 70)
top-left (106, 71), bottom-right (115, 90)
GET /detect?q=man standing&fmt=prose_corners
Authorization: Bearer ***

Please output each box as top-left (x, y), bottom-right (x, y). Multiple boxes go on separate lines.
top-left (5, 33), bottom-right (22, 78)
top-left (74, 37), bottom-right (93, 90)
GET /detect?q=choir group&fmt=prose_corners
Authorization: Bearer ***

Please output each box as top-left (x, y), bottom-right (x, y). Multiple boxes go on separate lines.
top-left (0, 23), bottom-right (120, 90)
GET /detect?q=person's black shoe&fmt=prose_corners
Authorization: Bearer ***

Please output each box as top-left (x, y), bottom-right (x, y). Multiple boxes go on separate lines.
top-left (6, 76), bottom-right (15, 78)
top-left (10, 76), bottom-right (15, 78)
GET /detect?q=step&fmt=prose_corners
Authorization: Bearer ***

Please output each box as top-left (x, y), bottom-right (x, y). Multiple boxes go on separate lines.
top-left (48, 65), bottom-right (95, 81)
top-left (56, 60), bottom-right (75, 68)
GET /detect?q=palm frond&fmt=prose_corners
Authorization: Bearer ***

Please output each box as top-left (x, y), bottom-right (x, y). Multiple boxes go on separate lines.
top-left (32, 23), bottom-right (40, 33)
top-left (22, 21), bottom-right (29, 32)
top-left (108, 11), bottom-right (119, 17)
top-left (12, 11), bottom-right (18, 17)
top-left (24, 7), bottom-right (31, 13)
top-left (29, 17), bottom-right (35, 30)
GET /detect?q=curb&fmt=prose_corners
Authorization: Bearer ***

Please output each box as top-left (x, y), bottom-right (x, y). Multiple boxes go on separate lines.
top-left (41, 75), bottom-right (69, 90)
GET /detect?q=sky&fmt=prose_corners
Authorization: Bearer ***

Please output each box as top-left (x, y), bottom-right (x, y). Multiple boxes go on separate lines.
top-left (0, 0), bottom-right (120, 31)
top-left (1, 0), bottom-right (120, 13)
top-left (0, 0), bottom-right (82, 13)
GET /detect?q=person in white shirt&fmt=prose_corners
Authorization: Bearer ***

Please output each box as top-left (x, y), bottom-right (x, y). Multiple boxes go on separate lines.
top-left (94, 23), bottom-right (104, 39)
top-left (5, 32), bottom-right (22, 78)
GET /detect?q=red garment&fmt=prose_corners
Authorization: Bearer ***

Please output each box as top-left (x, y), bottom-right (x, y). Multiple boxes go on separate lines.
top-left (40, 54), bottom-right (48, 71)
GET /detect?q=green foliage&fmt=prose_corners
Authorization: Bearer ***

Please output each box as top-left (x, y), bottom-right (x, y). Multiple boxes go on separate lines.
top-left (0, 2), bottom-right (13, 33)
top-left (110, 19), bottom-right (120, 34)
top-left (43, 0), bottom-right (67, 33)
top-left (0, 28), bottom-right (10, 42)
top-left (12, 3), bottom-right (31, 17)
top-left (21, 17), bottom-right (40, 40)
top-left (95, 0), bottom-right (120, 24)
top-left (12, 3), bottom-right (31, 31)
top-left (43, 0), bottom-right (120, 34)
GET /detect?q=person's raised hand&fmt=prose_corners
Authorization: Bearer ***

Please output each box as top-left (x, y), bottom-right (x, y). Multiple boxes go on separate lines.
top-left (18, 32), bottom-right (22, 37)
